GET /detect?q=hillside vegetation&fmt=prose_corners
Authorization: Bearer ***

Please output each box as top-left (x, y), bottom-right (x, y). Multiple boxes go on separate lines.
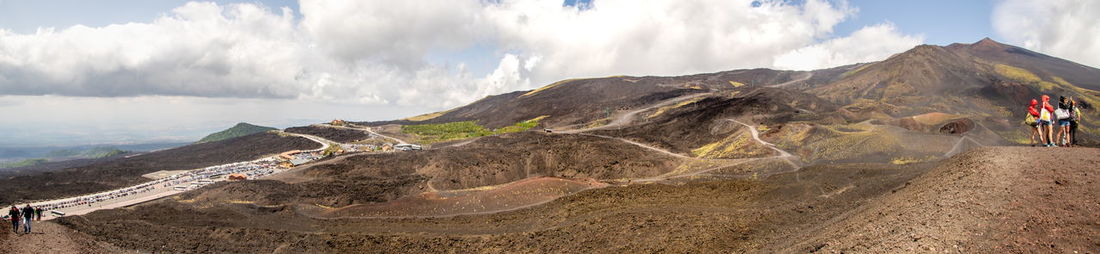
top-left (0, 158), bottom-right (48, 169)
top-left (197, 122), bottom-right (277, 143)
top-left (401, 116), bottom-right (547, 143)
top-left (46, 147), bottom-right (127, 159)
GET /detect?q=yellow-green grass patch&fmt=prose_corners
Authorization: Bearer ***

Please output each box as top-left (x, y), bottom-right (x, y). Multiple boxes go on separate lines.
top-left (994, 64), bottom-right (1041, 84)
top-left (522, 79), bottom-right (578, 97)
top-left (647, 97), bottom-right (704, 119)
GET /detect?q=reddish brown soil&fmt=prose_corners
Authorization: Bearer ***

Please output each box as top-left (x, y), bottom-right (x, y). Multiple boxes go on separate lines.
top-left (774, 147), bottom-right (1100, 253)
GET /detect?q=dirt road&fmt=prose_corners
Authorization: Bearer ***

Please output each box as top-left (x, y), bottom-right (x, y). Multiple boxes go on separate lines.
top-left (2, 221), bottom-right (131, 254)
top-left (561, 92), bottom-right (711, 134)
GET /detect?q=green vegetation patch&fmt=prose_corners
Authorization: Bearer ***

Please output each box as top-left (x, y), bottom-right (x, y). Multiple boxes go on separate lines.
top-left (198, 122), bottom-right (277, 143)
top-left (994, 64), bottom-right (1041, 84)
top-left (46, 147), bottom-right (127, 158)
top-left (0, 158), bottom-right (48, 169)
top-left (402, 116), bottom-right (549, 143)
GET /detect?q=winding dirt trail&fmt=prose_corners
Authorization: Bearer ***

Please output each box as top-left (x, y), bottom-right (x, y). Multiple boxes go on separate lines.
top-left (278, 131), bottom-right (334, 151)
top-left (575, 133), bottom-right (693, 159)
top-left (560, 92), bottom-right (712, 134)
top-left (768, 72), bottom-right (813, 88)
top-left (328, 123), bottom-right (408, 144)
top-left (727, 119), bottom-right (800, 169)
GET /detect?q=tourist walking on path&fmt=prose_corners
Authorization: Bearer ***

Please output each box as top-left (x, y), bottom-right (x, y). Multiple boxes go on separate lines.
top-left (1026, 99), bottom-right (1043, 146)
top-left (1039, 95), bottom-right (1056, 147)
top-left (8, 206), bottom-right (19, 233)
top-left (21, 204), bottom-right (33, 233)
top-left (34, 207), bottom-right (42, 221)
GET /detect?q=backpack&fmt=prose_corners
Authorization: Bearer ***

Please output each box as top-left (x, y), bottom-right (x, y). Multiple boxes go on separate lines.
top-left (1023, 113), bottom-right (1036, 126)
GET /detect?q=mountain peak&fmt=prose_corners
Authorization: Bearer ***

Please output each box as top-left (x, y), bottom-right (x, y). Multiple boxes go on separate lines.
top-left (970, 37), bottom-right (1008, 50)
top-left (197, 122), bottom-right (277, 143)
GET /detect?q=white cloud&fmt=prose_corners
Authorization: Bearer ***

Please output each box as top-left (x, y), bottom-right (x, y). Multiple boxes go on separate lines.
top-left (993, 0), bottom-right (1100, 68)
top-left (773, 23), bottom-right (923, 70)
top-left (0, 0), bottom-right (925, 111)
top-left (481, 0), bottom-right (920, 85)
top-left (299, 0), bottom-right (483, 69)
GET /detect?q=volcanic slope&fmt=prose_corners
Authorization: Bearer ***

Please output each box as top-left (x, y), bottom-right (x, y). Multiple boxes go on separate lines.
top-left (808, 38), bottom-right (1100, 145)
top-left (0, 132), bottom-right (319, 204)
top-left (772, 146), bottom-right (1100, 253)
top-left (361, 67), bottom-right (850, 129)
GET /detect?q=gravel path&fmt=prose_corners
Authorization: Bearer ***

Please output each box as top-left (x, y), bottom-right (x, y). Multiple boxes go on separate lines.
top-left (3, 221), bottom-right (132, 254)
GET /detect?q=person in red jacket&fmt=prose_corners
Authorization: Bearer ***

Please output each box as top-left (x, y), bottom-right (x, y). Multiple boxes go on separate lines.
top-left (1027, 99), bottom-right (1044, 146)
top-left (1039, 95), bottom-right (1056, 147)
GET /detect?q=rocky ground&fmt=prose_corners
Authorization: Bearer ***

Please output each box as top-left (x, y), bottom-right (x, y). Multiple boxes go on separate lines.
top-left (37, 146), bottom-right (1099, 253)
top-left (53, 160), bottom-right (928, 253)
top-left (773, 146), bottom-right (1100, 253)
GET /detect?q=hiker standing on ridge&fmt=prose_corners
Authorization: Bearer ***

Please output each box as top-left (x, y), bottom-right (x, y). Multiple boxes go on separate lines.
top-left (1026, 99), bottom-right (1044, 146)
top-left (21, 204), bottom-right (33, 233)
top-left (1039, 95), bottom-right (1056, 147)
top-left (7, 206), bottom-right (19, 233)
top-left (1056, 96), bottom-right (1073, 147)
top-left (1070, 98), bottom-right (1083, 147)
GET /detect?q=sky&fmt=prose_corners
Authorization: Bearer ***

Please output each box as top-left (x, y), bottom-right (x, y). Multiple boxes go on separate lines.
top-left (0, 0), bottom-right (1097, 148)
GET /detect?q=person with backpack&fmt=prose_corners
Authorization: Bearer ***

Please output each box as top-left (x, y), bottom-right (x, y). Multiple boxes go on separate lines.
top-left (7, 206), bottom-right (19, 233)
top-left (34, 207), bottom-right (42, 221)
top-left (21, 204), bottom-right (33, 233)
top-left (1025, 99), bottom-right (1044, 146)
top-left (1055, 96), bottom-right (1073, 147)
top-left (1039, 95), bottom-right (1056, 147)
top-left (1070, 98), bottom-right (1083, 146)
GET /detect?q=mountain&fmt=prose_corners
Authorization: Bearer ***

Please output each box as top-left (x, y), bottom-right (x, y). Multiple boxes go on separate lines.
top-left (45, 146), bottom-right (128, 159)
top-left (35, 39), bottom-right (1100, 253)
top-left (196, 122), bottom-right (277, 143)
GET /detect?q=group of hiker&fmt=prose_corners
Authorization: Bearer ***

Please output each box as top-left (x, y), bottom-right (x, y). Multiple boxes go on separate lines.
top-left (6, 205), bottom-right (42, 234)
top-left (1026, 95), bottom-right (1083, 147)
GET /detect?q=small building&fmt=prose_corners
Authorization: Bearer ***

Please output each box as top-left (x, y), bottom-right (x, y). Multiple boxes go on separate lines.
top-left (330, 119), bottom-right (346, 126)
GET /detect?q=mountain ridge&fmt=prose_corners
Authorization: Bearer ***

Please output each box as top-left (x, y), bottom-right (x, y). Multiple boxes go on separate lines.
top-left (196, 122), bottom-right (277, 144)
